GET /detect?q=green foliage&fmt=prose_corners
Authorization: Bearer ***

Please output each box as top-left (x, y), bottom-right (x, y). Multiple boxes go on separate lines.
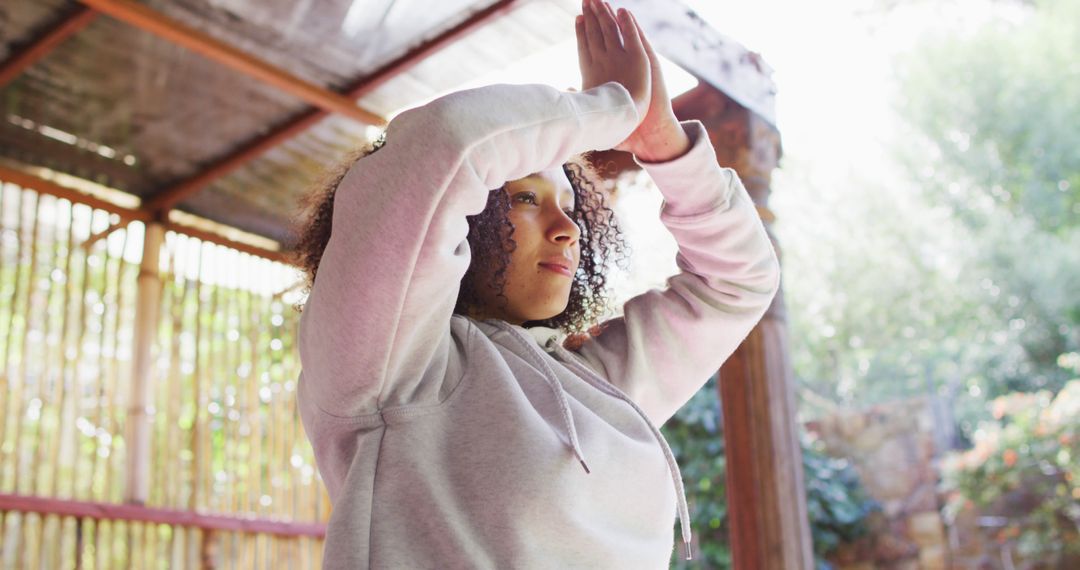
top-left (663, 377), bottom-right (730, 569)
top-left (887, 0), bottom-right (1080, 414)
top-left (778, 0), bottom-right (1080, 441)
top-left (941, 365), bottom-right (1080, 563)
top-left (803, 437), bottom-right (879, 557)
top-left (663, 377), bottom-right (877, 569)
top-left (895, 0), bottom-right (1080, 233)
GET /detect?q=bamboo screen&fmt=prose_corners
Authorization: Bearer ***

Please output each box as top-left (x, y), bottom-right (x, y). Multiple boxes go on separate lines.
top-left (0, 181), bottom-right (325, 568)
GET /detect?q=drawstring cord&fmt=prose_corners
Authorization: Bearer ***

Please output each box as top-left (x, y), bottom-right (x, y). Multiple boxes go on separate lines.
top-left (548, 341), bottom-right (693, 561)
top-left (491, 321), bottom-right (693, 561)
top-left (493, 322), bottom-right (591, 474)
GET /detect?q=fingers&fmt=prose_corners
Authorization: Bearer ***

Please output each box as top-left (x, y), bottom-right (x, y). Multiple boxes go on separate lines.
top-left (628, 10), bottom-right (664, 86)
top-left (595, 1), bottom-right (623, 50)
top-left (617, 8), bottom-right (644, 59)
top-left (582, 0), bottom-right (627, 53)
top-left (631, 12), bottom-right (659, 70)
top-left (575, 14), bottom-right (590, 66)
top-left (581, 0), bottom-right (605, 56)
top-left (577, 0), bottom-right (652, 105)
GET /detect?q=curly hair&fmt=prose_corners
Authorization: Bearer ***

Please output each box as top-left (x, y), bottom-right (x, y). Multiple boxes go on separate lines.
top-left (291, 134), bottom-right (629, 335)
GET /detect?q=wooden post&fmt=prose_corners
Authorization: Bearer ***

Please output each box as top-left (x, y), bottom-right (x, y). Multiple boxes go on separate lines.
top-left (124, 221), bottom-right (165, 504)
top-left (675, 85), bottom-right (814, 569)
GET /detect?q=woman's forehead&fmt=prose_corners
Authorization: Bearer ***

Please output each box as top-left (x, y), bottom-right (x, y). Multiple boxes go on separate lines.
top-left (511, 166), bottom-right (573, 196)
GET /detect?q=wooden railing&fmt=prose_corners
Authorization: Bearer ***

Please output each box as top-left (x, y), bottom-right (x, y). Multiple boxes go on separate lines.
top-left (0, 180), bottom-right (326, 567)
top-left (0, 493), bottom-right (324, 568)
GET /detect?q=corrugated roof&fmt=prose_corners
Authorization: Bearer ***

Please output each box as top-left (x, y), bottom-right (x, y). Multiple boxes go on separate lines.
top-left (0, 0), bottom-right (775, 248)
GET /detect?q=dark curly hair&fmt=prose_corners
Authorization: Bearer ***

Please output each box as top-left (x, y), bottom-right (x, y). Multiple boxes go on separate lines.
top-left (291, 134), bottom-right (629, 335)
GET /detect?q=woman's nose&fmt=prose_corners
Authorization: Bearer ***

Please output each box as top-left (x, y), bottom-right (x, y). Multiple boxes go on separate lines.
top-left (551, 209), bottom-right (581, 244)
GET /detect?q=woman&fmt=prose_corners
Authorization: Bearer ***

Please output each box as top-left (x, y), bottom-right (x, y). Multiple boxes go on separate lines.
top-left (293, 1), bottom-right (780, 567)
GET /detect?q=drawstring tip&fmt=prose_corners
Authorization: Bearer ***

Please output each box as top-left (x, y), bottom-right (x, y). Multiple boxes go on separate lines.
top-left (578, 458), bottom-right (591, 474)
top-left (682, 539), bottom-right (693, 561)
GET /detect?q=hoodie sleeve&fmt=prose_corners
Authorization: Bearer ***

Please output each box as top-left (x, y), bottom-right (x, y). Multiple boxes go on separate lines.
top-left (298, 82), bottom-right (639, 417)
top-left (571, 120), bottom-right (781, 427)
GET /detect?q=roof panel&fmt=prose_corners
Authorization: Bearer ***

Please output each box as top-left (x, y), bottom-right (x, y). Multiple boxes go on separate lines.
top-left (1, 14), bottom-right (311, 193)
top-left (181, 0), bottom-right (582, 244)
top-left (0, 0), bottom-right (71, 60)
top-left (0, 0), bottom-right (775, 249)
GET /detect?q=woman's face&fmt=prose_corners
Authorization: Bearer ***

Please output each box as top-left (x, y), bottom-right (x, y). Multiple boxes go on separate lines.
top-left (469, 166), bottom-right (581, 324)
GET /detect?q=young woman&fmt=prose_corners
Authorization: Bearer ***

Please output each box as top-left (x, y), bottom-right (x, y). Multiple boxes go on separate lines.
top-left (293, 1), bottom-right (780, 567)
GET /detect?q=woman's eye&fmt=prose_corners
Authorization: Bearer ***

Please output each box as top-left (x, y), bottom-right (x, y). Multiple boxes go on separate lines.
top-left (514, 192), bottom-right (538, 205)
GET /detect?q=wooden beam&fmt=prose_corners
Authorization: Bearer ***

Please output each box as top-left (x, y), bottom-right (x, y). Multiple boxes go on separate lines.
top-left (615, 0), bottom-right (777, 127)
top-left (0, 164), bottom-right (148, 222)
top-left (675, 86), bottom-right (813, 568)
top-left (80, 221), bottom-right (128, 251)
top-left (165, 220), bottom-right (290, 265)
top-left (141, 0), bottom-right (522, 214)
top-left (0, 493), bottom-right (325, 538)
top-left (77, 0), bottom-right (385, 127)
top-left (0, 6), bottom-right (98, 88)
top-left (0, 165), bottom-right (290, 264)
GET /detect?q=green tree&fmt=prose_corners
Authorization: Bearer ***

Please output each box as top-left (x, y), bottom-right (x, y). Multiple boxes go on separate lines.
top-left (894, 0), bottom-right (1080, 233)
top-left (892, 0), bottom-right (1080, 398)
top-left (774, 0), bottom-right (1079, 432)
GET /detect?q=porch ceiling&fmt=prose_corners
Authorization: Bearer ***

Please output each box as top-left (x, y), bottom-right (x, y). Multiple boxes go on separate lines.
top-left (0, 0), bottom-right (775, 248)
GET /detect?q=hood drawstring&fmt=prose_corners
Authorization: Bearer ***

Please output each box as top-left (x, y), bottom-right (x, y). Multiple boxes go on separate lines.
top-left (494, 322), bottom-right (591, 474)
top-left (548, 340), bottom-right (694, 562)
top-left (491, 321), bottom-right (693, 561)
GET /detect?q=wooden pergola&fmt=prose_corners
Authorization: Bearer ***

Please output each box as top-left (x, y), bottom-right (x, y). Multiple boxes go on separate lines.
top-left (0, 0), bottom-right (810, 567)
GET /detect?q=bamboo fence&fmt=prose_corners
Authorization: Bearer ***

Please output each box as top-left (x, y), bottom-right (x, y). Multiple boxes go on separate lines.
top-left (0, 180), bottom-right (325, 568)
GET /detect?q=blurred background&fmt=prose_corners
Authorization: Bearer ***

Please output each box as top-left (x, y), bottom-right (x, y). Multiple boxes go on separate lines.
top-left (0, 0), bottom-right (1076, 568)
top-left (647, 0), bottom-right (1080, 568)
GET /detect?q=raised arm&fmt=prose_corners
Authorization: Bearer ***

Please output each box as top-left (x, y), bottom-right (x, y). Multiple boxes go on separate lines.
top-left (572, 120), bottom-right (781, 427)
top-left (297, 82), bottom-right (640, 417)
top-left (298, 0), bottom-right (656, 418)
top-left (568, 7), bottom-right (781, 426)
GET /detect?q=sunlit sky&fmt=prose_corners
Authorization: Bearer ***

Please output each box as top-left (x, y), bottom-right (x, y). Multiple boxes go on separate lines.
top-left (463, 0), bottom-right (1016, 204)
top-left (459, 0), bottom-right (1018, 299)
top-left (683, 0), bottom-right (1023, 205)
top-left (462, 0), bottom-right (928, 191)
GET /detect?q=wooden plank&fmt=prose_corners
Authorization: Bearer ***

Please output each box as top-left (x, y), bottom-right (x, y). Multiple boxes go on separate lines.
top-left (141, 0), bottom-right (523, 214)
top-left (0, 165), bottom-right (290, 263)
top-left (675, 85), bottom-right (813, 569)
top-left (616, 0), bottom-right (777, 127)
top-left (0, 493), bottom-right (326, 538)
top-left (0, 7), bottom-right (98, 88)
top-left (76, 0), bottom-right (384, 127)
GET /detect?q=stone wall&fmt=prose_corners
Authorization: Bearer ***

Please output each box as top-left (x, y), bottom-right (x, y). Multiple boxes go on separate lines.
top-left (806, 398), bottom-right (950, 570)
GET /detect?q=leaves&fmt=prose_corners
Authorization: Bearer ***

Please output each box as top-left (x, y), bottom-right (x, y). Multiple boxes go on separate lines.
top-left (663, 377), bottom-right (876, 568)
top-left (941, 380), bottom-right (1080, 563)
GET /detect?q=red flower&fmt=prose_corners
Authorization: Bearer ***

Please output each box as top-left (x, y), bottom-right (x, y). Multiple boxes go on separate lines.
top-left (1003, 449), bottom-right (1018, 467)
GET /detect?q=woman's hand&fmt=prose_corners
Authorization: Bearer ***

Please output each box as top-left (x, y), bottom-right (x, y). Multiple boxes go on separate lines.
top-left (615, 10), bottom-right (691, 162)
top-left (576, 0), bottom-right (651, 124)
top-left (576, 1), bottom-right (690, 162)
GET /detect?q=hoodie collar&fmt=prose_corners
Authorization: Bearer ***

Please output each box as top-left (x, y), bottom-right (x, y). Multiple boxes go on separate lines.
top-left (483, 318), bottom-right (693, 561)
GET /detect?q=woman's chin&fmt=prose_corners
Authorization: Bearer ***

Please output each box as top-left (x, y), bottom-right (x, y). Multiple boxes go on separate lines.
top-left (528, 303), bottom-right (570, 323)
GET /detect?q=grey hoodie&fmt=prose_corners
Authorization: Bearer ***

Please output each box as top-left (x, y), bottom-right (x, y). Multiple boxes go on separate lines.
top-left (297, 81), bottom-right (780, 568)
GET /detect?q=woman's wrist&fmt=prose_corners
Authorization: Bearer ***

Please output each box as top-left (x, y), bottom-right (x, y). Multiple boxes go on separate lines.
top-left (632, 117), bottom-right (692, 163)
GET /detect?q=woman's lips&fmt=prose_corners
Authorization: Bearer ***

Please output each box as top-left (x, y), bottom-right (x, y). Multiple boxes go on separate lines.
top-left (538, 263), bottom-right (573, 277)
